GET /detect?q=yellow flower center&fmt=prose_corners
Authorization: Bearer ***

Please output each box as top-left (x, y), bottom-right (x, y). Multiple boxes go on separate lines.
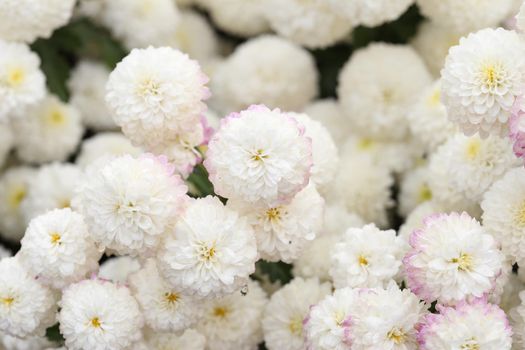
top-left (451, 252), bottom-right (473, 271)
top-left (90, 317), bottom-right (102, 328)
top-left (138, 78), bottom-right (160, 97)
top-left (7, 67), bottom-right (25, 87)
top-left (288, 316), bottom-right (303, 335)
top-left (427, 88), bottom-right (441, 107)
top-left (418, 183), bottom-right (433, 202)
top-left (46, 109), bottom-right (66, 126)
top-left (7, 186), bottom-right (26, 209)
top-left (461, 338), bottom-right (480, 350)
top-left (251, 149), bottom-right (269, 162)
top-left (59, 198), bottom-right (71, 209)
top-left (266, 207), bottom-right (281, 221)
top-left (213, 306), bottom-right (229, 318)
top-left (481, 63), bottom-right (503, 89)
top-left (1, 296), bottom-right (14, 306)
top-left (465, 138), bottom-right (481, 160)
top-left (164, 292), bottom-right (179, 304)
top-left (382, 89), bottom-right (394, 103)
top-left (515, 201), bottom-right (525, 227)
top-left (357, 138), bottom-right (375, 150)
top-left (387, 328), bottom-right (407, 345)
top-left (50, 232), bottom-right (61, 246)
top-left (198, 242), bottom-right (216, 263)
top-left (358, 255), bottom-right (369, 266)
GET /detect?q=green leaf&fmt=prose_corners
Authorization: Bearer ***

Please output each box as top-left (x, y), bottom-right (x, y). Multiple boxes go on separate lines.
top-left (187, 163), bottom-right (216, 198)
top-left (256, 260), bottom-right (293, 285)
top-left (45, 323), bottom-right (64, 344)
top-left (31, 40), bottom-right (71, 101)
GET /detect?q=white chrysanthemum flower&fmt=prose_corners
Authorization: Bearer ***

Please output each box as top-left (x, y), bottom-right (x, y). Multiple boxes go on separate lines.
top-left (441, 28), bottom-right (525, 137)
top-left (210, 36), bottom-right (317, 115)
top-left (21, 163), bottom-right (83, 223)
top-left (0, 167), bottom-right (35, 242)
top-left (303, 99), bottom-right (350, 146)
top-left (338, 43), bottom-right (432, 142)
top-left (205, 0), bottom-right (269, 37)
top-left (264, 0), bottom-right (356, 48)
top-left (76, 0), bottom-right (105, 21)
top-left (0, 0), bottom-right (75, 43)
top-left (142, 329), bottom-right (206, 350)
top-left (74, 154), bottom-right (188, 255)
top-left (428, 134), bottom-right (520, 206)
top-left (411, 22), bottom-right (465, 77)
top-left (0, 246), bottom-right (10, 259)
top-left (98, 256), bottom-right (141, 284)
top-left (352, 282), bottom-right (426, 350)
top-left (263, 277), bottom-right (331, 350)
top-left (129, 259), bottom-right (202, 333)
top-left (196, 280), bottom-right (267, 350)
top-left (0, 121), bottom-right (12, 168)
top-left (330, 224), bottom-right (404, 289)
top-left (481, 167), bottom-right (525, 263)
top-left (418, 300), bottom-right (512, 350)
top-left (340, 134), bottom-right (421, 174)
top-left (58, 279), bottom-right (143, 350)
top-left (12, 95), bottom-right (83, 164)
top-left (404, 212), bottom-right (504, 305)
top-left (105, 46), bottom-right (209, 151)
top-left (327, 154), bottom-right (393, 227)
top-left (0, 40), bottom-right (45, 120)
top-left (205, 105), bottom-right (312, 206)
top-left (407, 81), bottom-right (458, 153)
top-left (231, 183), bottom-right (323, 263)
top-left (157, 196), bottom-right (257, 298)
top-left (0, 257), bottom-right (57, 338)
top-left (355, 0), bottom-right (414, 27)
top-left (167, 10), bottom-right (218, 62)
top-left (304, 287), bottom-right (359, 350)
top-left (399, 165), bottom-right (433, 217)
top-left (293, 204), bottom-right (364, 281)
top-left (76, 132), bottom-right (141, 169)
top-left (288, 113), bottom-right (338, 193)
top-left (68, 60), bottom-right (116, 131)
top-left (101, 0), bottom-right (179, 49)
top-left (416, 0), bottom-right (513, 33)
top-left (18, 208), bottom-right (101, 289)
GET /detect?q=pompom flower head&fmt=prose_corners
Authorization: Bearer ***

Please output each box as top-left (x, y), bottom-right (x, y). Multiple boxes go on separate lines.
top-left (0, 40), bottom-right (45, 120)
top-left (404, 212), bottom-right (504, 305)
top-left (196, 280), bottom-right (268, 350)
top-left (58, 279), bottom-right (143, 350)
top-left (74, 154), bottom-right (188, 255)
top-left (106, 46), bottom-right (209, 158)
top-left (262, 277), bottom-right (331, 350)
top-left (128, 259), bottom-right (202, 333)
top-left (0, 257), bottom-right (57, 338)
top-left (441, 28), bottom-right (525, 137)
top-left (481, 167), bottom-right (525, 264)
top-left (330, 224), bottom-right (405, 289)
top-left (205, 105), bottom-right (312, 207)
top-left (157, 196), bottom-right (258, 298)
top-left (19, 208), bottom-right (102, 289)
top-left (229, 183), bottom-right (324, 263)
top-left (418, 299), bottom-right (512, 350)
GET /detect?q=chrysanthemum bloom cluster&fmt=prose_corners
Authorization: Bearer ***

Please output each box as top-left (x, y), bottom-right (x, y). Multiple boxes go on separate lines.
top-left (4, 0), bottom-right (525, 349)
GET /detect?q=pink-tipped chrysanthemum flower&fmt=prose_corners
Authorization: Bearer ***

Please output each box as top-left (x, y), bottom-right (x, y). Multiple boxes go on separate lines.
top-left (204, 104), bottom-right (312, 207)
top-left (509, 96), bottom-right (525, 162)
top-left (403, 212), bottom-right (504, 305)
top-left (417, 299), bottom-right (512, 350)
